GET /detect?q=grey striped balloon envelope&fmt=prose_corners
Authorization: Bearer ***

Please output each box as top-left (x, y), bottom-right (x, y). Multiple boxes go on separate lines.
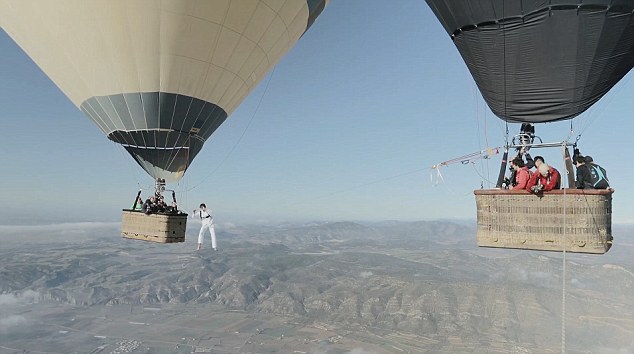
top-left (0, 0), bottom-right (328, 181)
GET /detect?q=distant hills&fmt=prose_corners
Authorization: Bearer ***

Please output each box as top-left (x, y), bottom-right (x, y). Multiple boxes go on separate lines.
top-left (2, 220), bottom-right (634, 352)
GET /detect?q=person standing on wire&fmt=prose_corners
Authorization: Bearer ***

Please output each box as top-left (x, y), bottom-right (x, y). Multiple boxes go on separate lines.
top-left (193, 203), bottom-right (217, 251)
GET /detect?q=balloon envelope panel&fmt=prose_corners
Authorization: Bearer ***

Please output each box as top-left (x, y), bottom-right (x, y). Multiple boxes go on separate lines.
top-left (426, 0), bottom-right (634, 123)
top-left (0, 0), bottom-right (327, 181)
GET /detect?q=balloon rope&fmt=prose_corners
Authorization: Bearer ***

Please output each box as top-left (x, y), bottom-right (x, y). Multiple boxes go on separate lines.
top-left (502, 0), bottom-right (508, 120)
top-left (80, 97), bottom-right (145, 188)
top-left (163, 103), bottom-right (197, 178)
top-left (561, 230), bottom-right (567, 354)
top-left (171, 133), bottom-right (193, 203)
top-left (112, 142), bottom-right (152, 192)
top-left (469, 162), bottom-right (497, 186)
top-left (502, 0), bottom-right (509, 146)
top-left (577, 71), bottom-right (632, 137)
top-left (185, 133), bottom-right (192, 177)
top-left (185, 66), bottom-right (278, 192)
top-left (162, 95), bottom-right (183, 175)
top-left (155, 94), bottom-right (162, 179)
top-left (472, 81), bottom-right (493, 187)
top-left (483, 100), bottom-right (492, 187)
top-left (113, 142), bottom-right (136, 180)
top-left (561, 175), bottom-right (567, 354)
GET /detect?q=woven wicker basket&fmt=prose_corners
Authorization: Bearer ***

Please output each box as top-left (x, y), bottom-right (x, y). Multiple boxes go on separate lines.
top-left (474, 189), bottom-right (612, 254)
top-left (121, 210), bottom-right (188, 243)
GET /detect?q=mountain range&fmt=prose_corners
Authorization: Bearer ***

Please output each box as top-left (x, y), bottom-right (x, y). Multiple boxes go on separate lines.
top-left (1, 220), bottom-right (634, 353)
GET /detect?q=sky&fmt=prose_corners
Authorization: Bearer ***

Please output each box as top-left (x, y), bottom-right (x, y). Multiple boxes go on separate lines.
top-left (1, 0), bottom-right (633, 225)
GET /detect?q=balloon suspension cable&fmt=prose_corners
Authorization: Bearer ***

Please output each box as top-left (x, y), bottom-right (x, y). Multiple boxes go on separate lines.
top-left (565, 119), bottom-right (575, 144)
top-left (469, 162), bottom-right (498, 187)
top-left (561, 141), bottom-right (569, 354)
top-left (574, 133), bottom-right (582, 149)
top-left (502, 0), bottom-right (508, 120)
top-left (185, 66), bottom-right (278, 193)
top-left (111, 141), bottom-right (148, 190)
top-left (175, 135), bottom-right (193, 205)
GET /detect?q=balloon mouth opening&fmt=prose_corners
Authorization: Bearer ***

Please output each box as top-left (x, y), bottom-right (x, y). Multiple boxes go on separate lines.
top-left (120, 144), bottom-right (190, 151)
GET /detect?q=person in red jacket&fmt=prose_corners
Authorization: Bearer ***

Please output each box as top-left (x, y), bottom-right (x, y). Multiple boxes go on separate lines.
top-left (526, 156), bottom-right (560, 193)
top-left (510, 157), bottom-right (532, 190)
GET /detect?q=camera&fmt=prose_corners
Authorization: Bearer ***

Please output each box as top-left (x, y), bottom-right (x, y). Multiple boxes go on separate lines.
top-left (531, 184), bottom-right (544, 193)
top-left (502, 177), bottom-right (511, 189)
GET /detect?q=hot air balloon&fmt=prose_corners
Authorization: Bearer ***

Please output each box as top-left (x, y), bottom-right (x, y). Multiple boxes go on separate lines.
top-left (0, 0), bottom-right (327, 182)
top-left (426, 0), bottom-right (634, 254)
top-left (0, 0), bottom-right (328, 242)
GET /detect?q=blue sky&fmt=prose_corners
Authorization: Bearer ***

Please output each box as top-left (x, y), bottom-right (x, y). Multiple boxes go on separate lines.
top-left (1, 0), bottom-right (633, 225)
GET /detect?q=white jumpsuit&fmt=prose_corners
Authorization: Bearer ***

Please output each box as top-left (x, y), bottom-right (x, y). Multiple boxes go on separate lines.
top-left (196, 209), bottom-right (217, 249)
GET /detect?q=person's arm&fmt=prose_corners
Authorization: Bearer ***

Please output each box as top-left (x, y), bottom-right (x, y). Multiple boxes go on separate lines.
top-left (575, 168), bottom-right (583, 188)
top-left (544, 168), bottom-right (560, 191)
top-left (525, 171), bottom-right (538, 192)
top-left (525, 154), bottom-right (535, 169)
top-left (577, 166), bottom-right (592, 189)
top-left (513, 170), bottom-right (529, 190)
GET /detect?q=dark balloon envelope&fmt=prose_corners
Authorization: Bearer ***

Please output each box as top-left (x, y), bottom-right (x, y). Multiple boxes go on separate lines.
top-left (426, 0), bottom-right (634, 123)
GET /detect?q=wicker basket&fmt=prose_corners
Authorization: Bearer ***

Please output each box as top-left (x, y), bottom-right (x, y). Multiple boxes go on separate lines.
top-left (121, 210), bottom-right (188, 243)
top-left (474, 189), bottom-right (613, 254)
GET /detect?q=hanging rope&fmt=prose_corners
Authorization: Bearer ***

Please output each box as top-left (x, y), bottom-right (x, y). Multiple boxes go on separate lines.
top-left (576, 71), bottom-right (632, 138)
top-left (111, 141), bottom-right (153, 192)
top-left (560, 141), bottom-right (568, 354)
top-left (469, 162), bottom-right (498, 186)
top-left (561, 195), bottom-right (567, 354)
top-left (502, 0), bottom-right (508, 122)
top-left (483, 108), bottom-right (495, 187)
top-left (185, 66), bottom-right (278, 192)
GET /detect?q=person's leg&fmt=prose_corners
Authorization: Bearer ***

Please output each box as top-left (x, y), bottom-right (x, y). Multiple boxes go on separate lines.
top-left (197, 225), bottom-right (205, 250)
top-left (209, 225), bottom-right (217, 250)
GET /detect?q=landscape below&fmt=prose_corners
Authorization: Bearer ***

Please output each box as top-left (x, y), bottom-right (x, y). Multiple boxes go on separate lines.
top-left (1, 220), bottom-right (633, 353)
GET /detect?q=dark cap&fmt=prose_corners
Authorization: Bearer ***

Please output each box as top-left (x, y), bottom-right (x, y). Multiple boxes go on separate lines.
top-left (511, 157), bottom-right (525, 167)
top-left (585, 156), bottom-right (594, 163)
top-left (573, 155), bottom-right (585, 164)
